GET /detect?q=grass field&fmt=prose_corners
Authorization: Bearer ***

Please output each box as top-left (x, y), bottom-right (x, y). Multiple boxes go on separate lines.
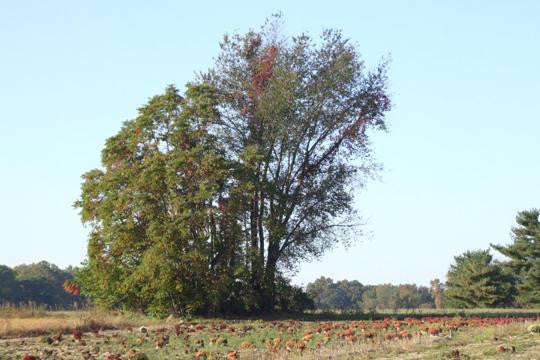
top-left (1, 308), bottom-right (539, 359)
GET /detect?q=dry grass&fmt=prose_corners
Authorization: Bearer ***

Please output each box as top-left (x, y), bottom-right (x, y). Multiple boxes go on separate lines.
top-left (0, 302), bottom-right (48, 319)
top-left (0, 309), bottom-right (158, 339)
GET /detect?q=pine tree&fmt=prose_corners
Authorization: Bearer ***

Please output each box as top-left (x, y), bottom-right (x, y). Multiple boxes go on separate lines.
top-left (492, 209), bottom-right (540, 307)
top-left (445, 250), bottom-right (514, 308)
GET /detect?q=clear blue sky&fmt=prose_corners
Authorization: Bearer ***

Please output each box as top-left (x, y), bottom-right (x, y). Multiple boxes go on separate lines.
top-left (1, 1), bottom-right (538, 287)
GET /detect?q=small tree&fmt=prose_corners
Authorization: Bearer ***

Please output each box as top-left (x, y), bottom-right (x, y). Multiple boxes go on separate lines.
top-left (445, 250), bottom-right (514, 308)
top-left (429, 278), bottom-right (445, 309)
top-left (492, 209), bottom-right (540, 307)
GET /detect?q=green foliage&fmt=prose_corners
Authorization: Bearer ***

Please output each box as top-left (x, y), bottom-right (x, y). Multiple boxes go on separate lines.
top-left (0, 265), bottom-right (18, 302)
top-left (430, 278), bottom-right (445, 309)
top-left (492, 209), bottom-right (540, 307)
top-left (0, 262), bottom-right (81, 307)
top-left (274, 274), bottom-right (314, 313)
top-left (307, 277), bottom-right (355, 310)
top-left (200, 15), bottom-right (390, 312)
top-left (75, 16), bottom-right (390, 315)
top-left (75, 84), bottom-right (235, 316)
top-left (306, 277), bottom-right (434, 311)
top-left (445, 250), bottom-right (514, 308)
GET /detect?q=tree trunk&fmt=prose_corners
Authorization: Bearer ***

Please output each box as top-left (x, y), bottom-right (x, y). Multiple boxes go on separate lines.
top-left (262, 243), bottom-right (279, 313)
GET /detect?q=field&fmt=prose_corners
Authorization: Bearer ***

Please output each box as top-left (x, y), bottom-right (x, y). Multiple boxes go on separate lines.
top-left (1, 309), bottom-right (540, 359)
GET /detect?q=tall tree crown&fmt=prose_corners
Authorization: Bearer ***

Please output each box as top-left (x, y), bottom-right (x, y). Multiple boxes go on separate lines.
top-left (75, 17), bottom-right (391, 315)
top-left (492, 209), bottom-right (540, 307)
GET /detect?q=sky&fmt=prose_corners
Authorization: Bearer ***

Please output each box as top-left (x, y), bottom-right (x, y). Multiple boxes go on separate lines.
top-left (0, 1), bottom-right (539, 288)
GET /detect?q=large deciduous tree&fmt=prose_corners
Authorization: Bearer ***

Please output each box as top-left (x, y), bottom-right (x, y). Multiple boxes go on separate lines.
top-left (201, 17), bottom-right (390, 311)
top-left (492, 209), bottom-right (540, 307)
top-left (76, 84), bottom-right (240, 315)
top-left (76, 17), bottom-right (390, 315)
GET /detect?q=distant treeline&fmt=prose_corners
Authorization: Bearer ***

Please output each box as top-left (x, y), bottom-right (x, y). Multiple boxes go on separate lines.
top-left (306, 209), bottom-right (540, 311)
top-left (305, 277), bottom-right (440, 311)
top-left (0, 261), bottom-right (82, 308)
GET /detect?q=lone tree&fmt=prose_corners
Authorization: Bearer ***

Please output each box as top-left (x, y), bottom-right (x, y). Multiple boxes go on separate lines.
top-left (202, 16), bottom-right (390, 311)
top-left (492, 209), bottom-right (540, 307)
top-left (76, 17), bottom-right (390, 315)
top-left (445, 250), bottom-right (514, 308)
top-left (429, 278), bottom-right (445, 309)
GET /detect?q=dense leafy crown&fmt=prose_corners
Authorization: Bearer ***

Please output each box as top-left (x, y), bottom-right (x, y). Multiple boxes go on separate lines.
top-left (75, 17), bottom-right (390, 315)
top-left (445, 250), bottom-right (514, 308)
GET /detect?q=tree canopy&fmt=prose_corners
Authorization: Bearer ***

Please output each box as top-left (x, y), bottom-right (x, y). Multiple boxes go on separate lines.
top-left (445, 250), bottom-right (514, 308)
top-left (305, 277), bottom-right (434, 311)
top-left (0, 262), bottom-right (80, 307)
top-left (492, 209), bottom-right (540, 307)
top-left (75, 17), bottom-right (390, 315)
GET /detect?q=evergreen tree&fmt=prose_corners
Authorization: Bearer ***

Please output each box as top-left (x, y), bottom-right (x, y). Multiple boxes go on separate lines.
top-left (445, 250), bottom-right (514, 308)
top-left (492, 209), bottom-right (540, 307)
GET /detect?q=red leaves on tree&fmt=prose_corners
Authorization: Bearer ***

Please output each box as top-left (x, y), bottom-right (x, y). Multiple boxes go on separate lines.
top-left (63, 280), bottom-right (81, 296)
top-left (342, 116), bottom-right (365, 140)
top-left (252, 45), bottom-right (278, 94)
top-left (218, 197), bottom-right (229, 213)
